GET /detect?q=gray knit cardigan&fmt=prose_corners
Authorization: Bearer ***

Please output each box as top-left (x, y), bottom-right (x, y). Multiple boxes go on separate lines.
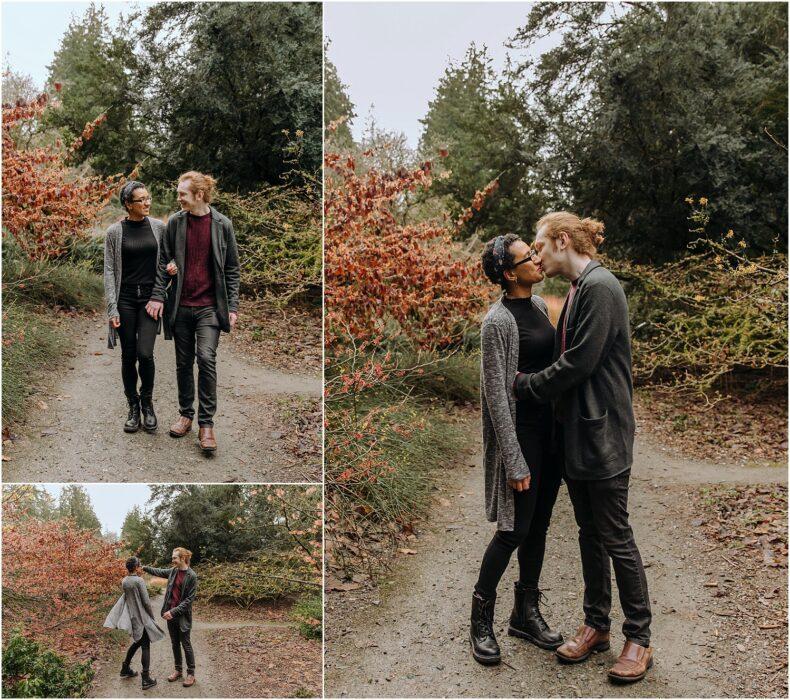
top-left (104, 575), bottom-right (166, 643)
top-left (480, 294), bottom-right (550, 531)
top-left (103, 217), bottom-right (167, 320)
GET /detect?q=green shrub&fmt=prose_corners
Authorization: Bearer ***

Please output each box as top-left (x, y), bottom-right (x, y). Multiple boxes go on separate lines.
top-left (64, 236), bottom-right (104, 276)
top-left (2, 239), bottom-right (103, 311)
top-left (291, 594), bottom-right (322, 640)
top-left (2, 631), bottom-right (94, 698)
top-left (196, 552), bottom-right (320, 607)
top-left (212, 175), bottom-right (321, 305)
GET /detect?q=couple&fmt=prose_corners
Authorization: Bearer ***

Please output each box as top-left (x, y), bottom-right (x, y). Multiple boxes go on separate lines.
top-left (103, 172), bottom-right (240, 454)
top-left (471, 211), bottom-right (653, 684)
top-left (104, 548), bottom-right (198, 690)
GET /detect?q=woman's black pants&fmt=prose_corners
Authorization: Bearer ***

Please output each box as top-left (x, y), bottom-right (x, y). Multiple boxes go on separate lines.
top-left (116, 284), bottom-right (158, 402)
top-left (475, 406), bottom-right (562, 599)
top-left (124, 630), bottom-right (150, 672)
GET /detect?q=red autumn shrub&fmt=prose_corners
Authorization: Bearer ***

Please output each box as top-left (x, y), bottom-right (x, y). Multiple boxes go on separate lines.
top-left (2, 93), bottom-right (121, 260)
top-left (2, 498), bottom-right (123, 658)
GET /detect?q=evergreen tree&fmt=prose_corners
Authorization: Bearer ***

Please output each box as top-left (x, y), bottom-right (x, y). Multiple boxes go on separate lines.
top-left (57, 486), bottom-right (101, 532)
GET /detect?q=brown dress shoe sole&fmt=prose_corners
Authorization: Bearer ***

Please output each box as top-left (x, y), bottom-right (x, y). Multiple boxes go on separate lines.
top-left (556, 640), bottom-right (610, 664)
top-left (608, 656), bottom-right (654, 684)
top-left (169, 427), bottom-right (191, 438)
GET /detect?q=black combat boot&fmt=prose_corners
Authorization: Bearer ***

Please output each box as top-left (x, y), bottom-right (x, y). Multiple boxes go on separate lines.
top-left (508, 581), bottom-right (564, 650)
top-left (469, 590), bottom-right (501, 665)
top-left (140, 396), bottom-right (158, 432)
top-left (120, 662), bottom-right (137, 678)
top-left (141, 671), bottom-right (157, 690)
top-left (124, 398), bottom-right (141, 433)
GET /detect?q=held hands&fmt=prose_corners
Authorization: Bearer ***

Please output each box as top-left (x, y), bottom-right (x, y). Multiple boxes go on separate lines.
top-left (508, 475), bottom-right (531, 492)
top-left (166, 261), bottom-right (178, 276)
top-left (145, 300), bottom-right (164, 320)
top-left (163, 611), bottom-right (173, 620)
top-left (110, 316), bottom-right (121, 329)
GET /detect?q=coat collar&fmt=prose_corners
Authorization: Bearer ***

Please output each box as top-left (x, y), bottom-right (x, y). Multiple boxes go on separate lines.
top-left (574, 260), bottom-right (601, 286)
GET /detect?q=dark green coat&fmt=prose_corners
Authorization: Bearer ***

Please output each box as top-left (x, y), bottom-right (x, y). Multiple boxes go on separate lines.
top-left (150, 207), bottom-right (240, 335)
top-left (515, 261), bottom-right (635, 480)
top-left (143, 566), bottom-right (198, 633)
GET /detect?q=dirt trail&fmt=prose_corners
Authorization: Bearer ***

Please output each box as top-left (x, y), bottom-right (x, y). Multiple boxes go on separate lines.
top-left (4, 317), bottom-right (321, 483)
top-left (89, 594), bottom-right (296, 698)
top-left (325, 429), bottom-right (787, 698)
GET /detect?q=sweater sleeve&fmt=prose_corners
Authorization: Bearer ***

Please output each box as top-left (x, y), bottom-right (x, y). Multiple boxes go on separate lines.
top-left (481, 320), bottom-right (529, 480)
top-left (103, 227), bottom-right (118, 319)
top-left (515, 282), bottom-right (615, 402)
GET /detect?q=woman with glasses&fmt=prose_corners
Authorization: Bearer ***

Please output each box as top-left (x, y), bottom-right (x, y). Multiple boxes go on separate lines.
top-left (469, 233), bottom-right (564, 666)
top-left (104, 181), bottom-right (177, 433)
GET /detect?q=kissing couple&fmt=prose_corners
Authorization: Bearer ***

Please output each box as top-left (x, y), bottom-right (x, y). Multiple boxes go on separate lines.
top-left (104, 547), bottom-right (198, 690)
top-left (103, 171), bottom-right (240, 455)
top-left (470, 211), bottom-right (653, 684)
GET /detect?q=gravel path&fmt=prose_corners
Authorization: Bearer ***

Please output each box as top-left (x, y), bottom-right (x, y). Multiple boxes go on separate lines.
top-left (325, 429), bottom-right (787, 698)
top-left (3, 317), bottom-right (321, 483)
top-left (89, 594), bottom-right (296, 698)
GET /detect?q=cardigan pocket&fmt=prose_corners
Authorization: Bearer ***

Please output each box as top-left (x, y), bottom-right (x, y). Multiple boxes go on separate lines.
top-left (579, 411), bottom-right (615, 467)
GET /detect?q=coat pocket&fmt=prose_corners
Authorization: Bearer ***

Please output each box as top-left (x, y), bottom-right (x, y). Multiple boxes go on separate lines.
top-left (579, 411), bottom-right (615, 466)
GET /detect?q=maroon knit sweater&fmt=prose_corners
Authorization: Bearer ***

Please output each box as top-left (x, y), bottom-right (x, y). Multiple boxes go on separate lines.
top-left (180, 212), bottom-right (215, 306)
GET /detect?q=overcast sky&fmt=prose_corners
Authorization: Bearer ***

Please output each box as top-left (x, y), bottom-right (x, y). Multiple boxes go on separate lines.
top-left (2, 1), bottom-right (142, 88)
top-left (325, 1), bottom-right (557, 147)
top-left (43, 483), bottom-right (152, 535)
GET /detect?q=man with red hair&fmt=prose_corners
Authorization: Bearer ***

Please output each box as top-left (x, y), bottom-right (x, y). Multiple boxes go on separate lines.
top-left (144, 547), bottom-right (198, 687)
top-left (146, 172), bottom-right (240, 454)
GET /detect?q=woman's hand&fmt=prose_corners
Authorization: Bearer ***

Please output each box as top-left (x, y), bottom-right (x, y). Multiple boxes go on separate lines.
top-left (166, 261), bottom-right (178, 276)
top-left (110, 316), bottom-right (121, 329)
top-left (508, 476), bottom-right (531, 492)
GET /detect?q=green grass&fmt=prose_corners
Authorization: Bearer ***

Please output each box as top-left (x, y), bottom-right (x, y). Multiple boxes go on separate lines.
top-left (291, 594), bottom-right (322, 640)
top-left (2, 304), bottom-right (70, 425)
top-left (2, 242), bottom-right (104, 426)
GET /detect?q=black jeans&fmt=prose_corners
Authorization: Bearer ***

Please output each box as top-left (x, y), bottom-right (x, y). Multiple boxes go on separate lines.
top-left (565, 469), bottom-right (652, 646)
top-left (167, 619), bottom-right (195, 674)
top-left (117, 285), bottom-right (158, 402)
top-left (173, 305), bottom-right (221, 427)
top-left (124, 630), bottom-right (150, 673)
top-left (475, 404), bottom-right (562, 599)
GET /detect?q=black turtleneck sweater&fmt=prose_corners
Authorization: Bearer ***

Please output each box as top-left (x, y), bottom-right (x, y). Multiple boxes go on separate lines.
top-left (121, 218), bottom-right (157, 286)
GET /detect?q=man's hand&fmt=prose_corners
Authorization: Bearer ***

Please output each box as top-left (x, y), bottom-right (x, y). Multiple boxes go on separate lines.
top-left (507, 476), bottom-right (531, 492)
top-left (163, 611), bottom-right (173, 621)
top-left (110, 316), bottom-right (121, 329)
top-left (166, 261), bottom-right (178, 276)
top-left (229, 312), bottom-right (238, 331)
top-left (146, 300), bottom-right (164, 320)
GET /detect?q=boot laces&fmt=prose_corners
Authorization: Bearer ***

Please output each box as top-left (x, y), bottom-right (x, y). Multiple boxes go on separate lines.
top-left (477, 598), bottom-right (495, 638)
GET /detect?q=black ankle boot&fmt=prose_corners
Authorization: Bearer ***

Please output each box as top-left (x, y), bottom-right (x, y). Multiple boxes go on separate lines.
top-left (141, 671), bottom-right (157, 690)
top-left (508, 582), bottom-right (564, 650)
top-left (124, 399), bottom-right (141, 433)
top-left (120, 662), bottom-right (138, 678)
top-left (469, 590), bottom-right (501, 665)
top-left (140, 397), bottom-right (157, 432)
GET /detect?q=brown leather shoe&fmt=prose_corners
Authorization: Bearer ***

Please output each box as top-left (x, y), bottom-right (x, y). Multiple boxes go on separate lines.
top-left (608, 640), bottom-right (653, 683)
top-left (555, 624), bottom-right (610, 663)
top-left (182, 674), bottom-right (196, 687)
top-left (169, 416), bottom-right (192, 438)
top-left (198, 426), bottom-right (217, 453)
top-left (167, 671), bottom-right (182, 682)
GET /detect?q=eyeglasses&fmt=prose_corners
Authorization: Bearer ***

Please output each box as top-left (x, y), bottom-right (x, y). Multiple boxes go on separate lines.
top-left (511, 249), bottom-right (539, 268)
top-left (130, 196), bottom-right (152, 204)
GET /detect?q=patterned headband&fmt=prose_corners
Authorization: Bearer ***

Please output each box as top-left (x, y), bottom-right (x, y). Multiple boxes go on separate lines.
top-left (492, 235), bottom-right (507, 282)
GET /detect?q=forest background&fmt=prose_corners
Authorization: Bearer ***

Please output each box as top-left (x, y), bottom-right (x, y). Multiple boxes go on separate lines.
top-left (323, 0), bottom-right (788, 581)
top-left (2, 1), bottom-right (323, 432)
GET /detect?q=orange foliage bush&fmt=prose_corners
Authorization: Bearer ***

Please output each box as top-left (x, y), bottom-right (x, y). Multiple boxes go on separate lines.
top-left (3, 497), bottom-right (123, 658)
top-left (2, 92), bottom-right (121, 260)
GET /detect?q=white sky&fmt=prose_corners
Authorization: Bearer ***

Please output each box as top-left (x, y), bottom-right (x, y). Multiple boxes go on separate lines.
top-left (42, 483), bottom-right (152, 535)
top-left (2, 1), bottom-right (146, 89)
top-left (325, 1), bottom-right (558, 147)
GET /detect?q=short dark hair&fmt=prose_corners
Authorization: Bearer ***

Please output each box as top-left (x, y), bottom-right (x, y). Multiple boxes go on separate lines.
top-left (119, 181), bottom-right (146, 213)
top-left (125, 556), bottom-right (140, 573)
top-left (481, 233), bottom-right (522, 290)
